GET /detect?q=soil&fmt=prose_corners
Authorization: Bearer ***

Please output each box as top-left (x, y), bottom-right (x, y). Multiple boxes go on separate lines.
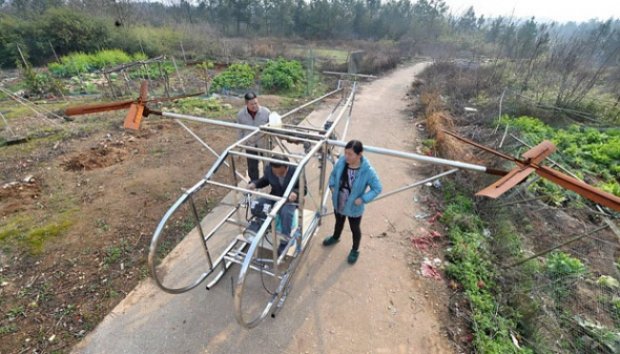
top-left (0, 95), bottom-right (288, 353)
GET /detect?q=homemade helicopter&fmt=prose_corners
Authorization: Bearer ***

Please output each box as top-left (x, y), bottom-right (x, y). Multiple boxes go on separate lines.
top-left (65, 78), bottom-right (620, 329)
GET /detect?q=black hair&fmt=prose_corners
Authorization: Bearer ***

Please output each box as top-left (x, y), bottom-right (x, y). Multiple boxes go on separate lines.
top-left (244, 91), bottom-right (257, 101)
top-left (269, 155), bottom-right (289, 168)
top-left (345, 140), bottom-right (363, 155)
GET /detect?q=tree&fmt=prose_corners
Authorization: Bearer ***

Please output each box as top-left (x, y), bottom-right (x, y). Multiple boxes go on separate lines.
top-left (457, 6), bottom-right (477, 33)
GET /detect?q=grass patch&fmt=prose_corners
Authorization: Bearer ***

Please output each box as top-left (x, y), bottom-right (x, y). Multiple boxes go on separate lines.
top-left (441, 182), bottom-right (533, 353)
top-left (288, 47), bottom-right (349, 63)
top-left (0, 211), bottom-right (76, 255)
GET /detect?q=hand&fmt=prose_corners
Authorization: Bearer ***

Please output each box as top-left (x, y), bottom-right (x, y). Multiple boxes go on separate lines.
top-left (354, 198), bottom-right (363, 206)
top-left (248, 182), bottom-right (256, 190)
top-left (289, 192), bottom-right (298, 202)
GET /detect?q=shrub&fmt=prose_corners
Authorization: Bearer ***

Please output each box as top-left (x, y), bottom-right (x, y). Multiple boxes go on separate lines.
top-left (545, 252), bottom-right (586, 279)
top-left (261, 58), bottom-right (305, 92)
top-left (210, 63), bottom-right (255, 93)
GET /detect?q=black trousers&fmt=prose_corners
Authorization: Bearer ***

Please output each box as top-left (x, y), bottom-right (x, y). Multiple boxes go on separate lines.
top-left (333, 212), bottom-right (362, 251)
top-left (246, 150), bottom-right (261, 181)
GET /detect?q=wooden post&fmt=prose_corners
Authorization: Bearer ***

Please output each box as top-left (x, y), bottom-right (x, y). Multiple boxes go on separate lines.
top-left (203, 64), bottom-right (209, 94)
top-left (48, 41), bottom-right (60, 63)
top-left (171, 56), bottom-right (186, 94)
top-left (16, 44), bottom-right (29, 68)
top-left (122, 70), bottom-right (132, 95)
top-left (103, 68), bottom-right (117, 99)
top-left (180, 41), bottom-right (187, 64)
top-left (143, 63), bottom-right (152, 82)
top-left (158, 61), bottom-right (170, 98)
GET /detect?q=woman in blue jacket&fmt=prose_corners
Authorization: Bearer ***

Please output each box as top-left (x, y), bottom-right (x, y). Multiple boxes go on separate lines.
top-left (323, 140), bottom-right (382, 264)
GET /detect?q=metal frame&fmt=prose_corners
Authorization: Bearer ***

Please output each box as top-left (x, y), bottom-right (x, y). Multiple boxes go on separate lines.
top-left (147, 82), bottom-right (473, 328)
top-left (147, 80), bottom-right (552, 329)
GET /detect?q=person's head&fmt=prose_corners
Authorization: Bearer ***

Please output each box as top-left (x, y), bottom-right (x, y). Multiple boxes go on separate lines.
top-left (344, 140), bottom-right (363, 165)
top-left (244, 92), bottom-right (259, 113)
top-left (270, 156), bottom-right (289, 177)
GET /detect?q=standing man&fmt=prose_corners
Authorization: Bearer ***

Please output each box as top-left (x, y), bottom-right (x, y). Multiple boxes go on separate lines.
top-left (237, 92), bottom-right (270, 180)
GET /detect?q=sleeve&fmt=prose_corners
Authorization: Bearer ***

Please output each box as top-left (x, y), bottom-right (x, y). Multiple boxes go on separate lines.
top-left (361, 167), bottom-right (382, 203)
top-left (253, 165), bottom-right (270, 189)
top-left (236, 110), bottom-right (244, 140)
top-left (328, 158), bottom-right (341, 190)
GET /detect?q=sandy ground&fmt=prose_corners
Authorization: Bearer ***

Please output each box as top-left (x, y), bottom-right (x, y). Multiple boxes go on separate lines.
top-left (71, 62), bottom-right (455, 354)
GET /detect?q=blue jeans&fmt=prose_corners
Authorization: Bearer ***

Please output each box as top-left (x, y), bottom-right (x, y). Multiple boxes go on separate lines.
top-left (259, 198), bottom-right (296, 238)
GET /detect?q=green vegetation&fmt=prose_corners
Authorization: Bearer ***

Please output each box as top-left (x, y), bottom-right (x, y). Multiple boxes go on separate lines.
top-left (209, 63), bottom-right (256, 93)
top-left (498, 115), bottom-right (620, 199)
top-left (545, 251), bottom-right (587, 303)
top-left (441, 184), bottom-right (533, 353)
top-left (0, 211), bottom-right (75, 255)
top-left (48, 50), bottom-right (146, 77)
top-left (261, 58), bottom-right (305, 92)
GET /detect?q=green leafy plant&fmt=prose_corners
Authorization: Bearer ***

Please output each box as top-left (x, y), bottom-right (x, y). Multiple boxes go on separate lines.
top-left (545, 251), bottom-right (586, 303)
top-left (545, 252), bottom-right (586, 279)
top-left (441, 185), bottom-right (533, 353)
top-left (48, 49), bottom-right (145, 77)
top-left (260, 58), bottom-right (305, 92)
top-left (210, 63), bottom-right (255, 93)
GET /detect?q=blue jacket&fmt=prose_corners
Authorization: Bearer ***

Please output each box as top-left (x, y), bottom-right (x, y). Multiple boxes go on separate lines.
top-left (329, 156), bottom-right (382, 217)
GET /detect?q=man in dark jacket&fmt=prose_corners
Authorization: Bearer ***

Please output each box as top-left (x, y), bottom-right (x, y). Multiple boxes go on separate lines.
top-left (248, 157), bottom-right (306, 247)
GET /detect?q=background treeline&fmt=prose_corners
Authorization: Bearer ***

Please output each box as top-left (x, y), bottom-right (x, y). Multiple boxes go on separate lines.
top-left (1, 0), bottom-right (620, 123)
top-left (1, 0), bottom-right (619, 66)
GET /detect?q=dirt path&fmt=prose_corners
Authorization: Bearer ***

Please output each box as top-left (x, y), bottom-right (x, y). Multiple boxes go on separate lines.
top-left (72, 62), bottom-right (454, 354)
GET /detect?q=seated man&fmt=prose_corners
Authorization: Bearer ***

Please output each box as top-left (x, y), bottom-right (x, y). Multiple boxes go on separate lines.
top-left (248, 156), bottom-right (306, 254)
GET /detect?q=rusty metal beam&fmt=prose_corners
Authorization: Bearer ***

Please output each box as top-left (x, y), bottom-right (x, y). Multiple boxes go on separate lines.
top-left (64, 100), bottom-right (134, 116)
top-left (535, 165), bottom-right (620, 211)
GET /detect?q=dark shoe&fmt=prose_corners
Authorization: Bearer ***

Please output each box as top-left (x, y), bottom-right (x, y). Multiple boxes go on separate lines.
top-left (347, 250), bottom-right (359, 264)
top-left (277, 240), bottom-right (288, 256)
top-left (322, 236), bottom-right (340, 246)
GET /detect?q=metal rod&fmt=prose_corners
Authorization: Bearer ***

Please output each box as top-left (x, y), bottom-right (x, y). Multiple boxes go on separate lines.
top-left (372, 169), bottom-right (459, 203)
top-left (260, 125), bottom-right (323, 140)
top-left (326, 139), bottom-right (488, 173)
top-left (325, 83), bottom-right (356, 138)
top-left (205, 180), bottom-right (284, 202)
top-left (318, 143), bottom-right (329, 225)
top-left (189, 194), bottom-right (214, 269)
top-left (257, 130), bottom-right (318, 144)
top-left (228, 150), bottom-right (299, 167)
top-left (322, 71), bottom-right (377, 78)
top-left (281, 124), bottom-right (326, 133)
top-left (164, 111), bottom-right (259, 132)
top-left (202, 207), bottom-right (239, 243)
top-left (0, 111), bottom-right (17, 137)
top-left (280, 88), bottom-right (342, 119)
top-left (506, 225), bottom-right (610, 268)
top-left (174, 119), bottom-right (247, 181)
top-left (236, 144), bottom-right (303, 160)
top-left (271, 217), bottom-right (279, 276)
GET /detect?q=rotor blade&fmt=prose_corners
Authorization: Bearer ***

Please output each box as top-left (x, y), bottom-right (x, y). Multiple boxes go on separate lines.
top-left (64, 100), bottom-right (134, 116)
top-left (536, 165), bottom-right (620, 212)
top-left (522, 140), bottom-right (556, 164)
top-left (475, 140), bottom-right (558, 198)
top-left (476, 165), bottom-right (536, 198)
top-left (123, 103), bottom-right (145, 130)
top-left (139, 81), bottom-right (148, 102)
